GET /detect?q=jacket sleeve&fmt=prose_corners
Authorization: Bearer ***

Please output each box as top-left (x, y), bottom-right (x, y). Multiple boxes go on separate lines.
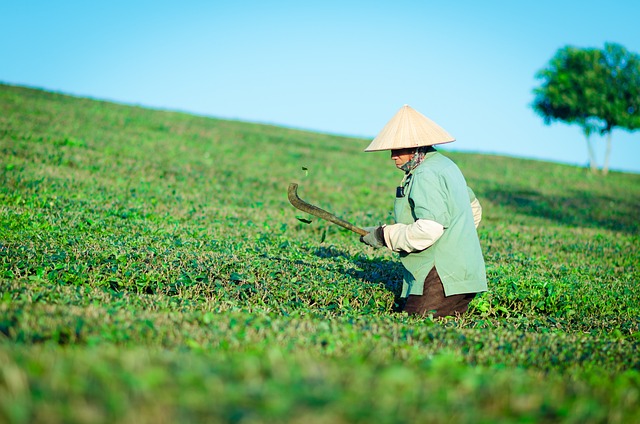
top-left (382, 219), bottom-right (444, 253)
top-left (470, 197), bottom-right (482, 228)
top-left (467, 186), bottom-right (482, 229)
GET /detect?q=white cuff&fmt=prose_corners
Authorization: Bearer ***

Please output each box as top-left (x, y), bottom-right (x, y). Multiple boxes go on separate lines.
top-left (383, 219), bottom-right (444, 253)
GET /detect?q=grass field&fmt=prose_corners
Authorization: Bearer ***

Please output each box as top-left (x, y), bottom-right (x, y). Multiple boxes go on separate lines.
top-left (1, 82), bottom-right (639, 423)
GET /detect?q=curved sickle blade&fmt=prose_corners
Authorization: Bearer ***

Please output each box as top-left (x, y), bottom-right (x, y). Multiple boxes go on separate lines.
top-left (287, 183), bottom-right (368, 236)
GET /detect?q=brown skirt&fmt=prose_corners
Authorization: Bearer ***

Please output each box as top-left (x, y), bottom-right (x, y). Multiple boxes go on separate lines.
top-left (402, 267), bottom-right (476, 318)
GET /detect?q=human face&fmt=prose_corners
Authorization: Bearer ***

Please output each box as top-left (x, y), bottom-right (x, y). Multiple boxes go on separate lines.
top-left (390, 148), bottom-right (416, 169)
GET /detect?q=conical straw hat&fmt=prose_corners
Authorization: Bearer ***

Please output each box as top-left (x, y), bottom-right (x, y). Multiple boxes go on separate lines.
top-left (364, 104), bottom-right (455, 152)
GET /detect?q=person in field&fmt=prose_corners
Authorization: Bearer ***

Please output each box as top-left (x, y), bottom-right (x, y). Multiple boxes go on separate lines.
top-left (360, 105), bottom-right (487, 318)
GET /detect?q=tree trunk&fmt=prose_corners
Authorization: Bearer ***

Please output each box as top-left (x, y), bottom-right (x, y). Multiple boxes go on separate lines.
top-left (585, 134), bottom-right (598, 174)
top-left (602, 131), bottom-right (613, 176)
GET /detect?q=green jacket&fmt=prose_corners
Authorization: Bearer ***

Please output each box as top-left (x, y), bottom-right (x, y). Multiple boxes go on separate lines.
top-left (394, 151), bottom-right (487, 297)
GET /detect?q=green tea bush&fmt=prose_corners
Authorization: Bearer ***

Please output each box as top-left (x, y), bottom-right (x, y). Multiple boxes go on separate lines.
top-left (1, 83), bottom-right (639, 423)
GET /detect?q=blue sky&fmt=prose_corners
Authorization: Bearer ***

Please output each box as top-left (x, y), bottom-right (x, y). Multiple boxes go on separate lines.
top-left (2, 0), bottom-right (639, 173)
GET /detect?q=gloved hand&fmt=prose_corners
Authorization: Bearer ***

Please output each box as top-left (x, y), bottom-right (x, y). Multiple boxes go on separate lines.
top-left (360, 226), bottom-right (386, 248)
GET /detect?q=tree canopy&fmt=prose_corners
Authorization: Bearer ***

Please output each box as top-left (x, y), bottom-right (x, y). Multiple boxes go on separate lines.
top-left (532, 43), bottom-right (640, 174)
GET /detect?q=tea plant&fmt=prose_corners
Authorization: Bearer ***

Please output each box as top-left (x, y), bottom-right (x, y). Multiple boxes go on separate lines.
top-left (1, 83), bottom-right (639, 423)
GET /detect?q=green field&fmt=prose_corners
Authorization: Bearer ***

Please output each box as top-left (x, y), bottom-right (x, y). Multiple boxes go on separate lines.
top-left (1, 83), bottom-right (639, 423)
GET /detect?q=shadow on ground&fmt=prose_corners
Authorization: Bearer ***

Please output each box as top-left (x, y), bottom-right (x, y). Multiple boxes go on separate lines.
top-left (483, 186), bottom-right (639, 234)
top-left (313, 245), bottom-right (406, 311)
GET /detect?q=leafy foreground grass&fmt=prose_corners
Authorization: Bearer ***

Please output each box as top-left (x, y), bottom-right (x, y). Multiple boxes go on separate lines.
top-left (3, 342), bottom-right (638, 424)
top-left (1, 83), bottom-right (640, 423)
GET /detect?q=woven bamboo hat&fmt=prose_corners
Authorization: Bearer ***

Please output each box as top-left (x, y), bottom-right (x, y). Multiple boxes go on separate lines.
top-left (364, 104), bottom-right (455, 152)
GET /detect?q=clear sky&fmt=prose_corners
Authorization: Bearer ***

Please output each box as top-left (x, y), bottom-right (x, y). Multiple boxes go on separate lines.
top-left (2, 0), bottom-right (639, 173)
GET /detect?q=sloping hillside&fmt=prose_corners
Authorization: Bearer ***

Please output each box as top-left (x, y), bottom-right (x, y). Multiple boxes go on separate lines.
top-left (1, 83), bottom-right (639, 423)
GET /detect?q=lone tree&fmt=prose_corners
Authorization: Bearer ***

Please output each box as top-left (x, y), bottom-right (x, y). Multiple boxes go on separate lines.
top-left (532, 43), bottom-right (640, 175)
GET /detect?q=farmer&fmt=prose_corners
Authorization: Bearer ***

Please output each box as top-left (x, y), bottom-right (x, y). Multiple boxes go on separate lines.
top-left (360, 105), bottom-right (487, 318)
